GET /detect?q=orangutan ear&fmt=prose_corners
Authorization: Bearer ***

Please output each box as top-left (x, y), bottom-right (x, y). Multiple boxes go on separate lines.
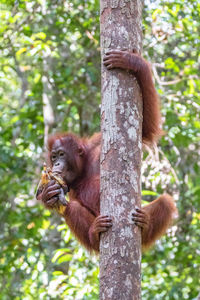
top-left (132, 48), bottom-right (138, 54)
top-left (78, 146), bottom-right (84, 156)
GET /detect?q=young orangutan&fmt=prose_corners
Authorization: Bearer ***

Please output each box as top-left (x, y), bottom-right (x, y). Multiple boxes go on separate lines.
top-left (37, 50), bottom-right (177, 252)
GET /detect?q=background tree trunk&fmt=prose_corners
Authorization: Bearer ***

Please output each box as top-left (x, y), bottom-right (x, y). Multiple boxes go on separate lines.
top-left (42, 56), bottom-right (55, 147)
top-left (100, 1), bottom-right (143, 300)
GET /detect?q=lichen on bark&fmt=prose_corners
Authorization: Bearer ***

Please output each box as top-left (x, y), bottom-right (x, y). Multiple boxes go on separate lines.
top-left (100, 1), bottom-right (143, 299)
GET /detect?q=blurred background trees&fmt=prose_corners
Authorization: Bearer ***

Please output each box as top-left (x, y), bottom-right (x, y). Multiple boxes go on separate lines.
top-left (0, 0), bottom-right (199, 299)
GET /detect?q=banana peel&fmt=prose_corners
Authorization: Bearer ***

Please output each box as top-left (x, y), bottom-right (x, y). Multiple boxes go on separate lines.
top-left (36, 163), bottom-right (69, 215)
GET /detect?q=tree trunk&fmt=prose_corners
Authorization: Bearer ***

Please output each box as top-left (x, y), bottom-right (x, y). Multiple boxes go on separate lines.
top-left (42, 57), bottom-right (55, 147)
top-left (100, 1), bottom-right (143, 300)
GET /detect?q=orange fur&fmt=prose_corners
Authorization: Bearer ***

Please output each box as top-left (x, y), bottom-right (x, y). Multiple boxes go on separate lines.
top-left (38, 54), bottom-right (176, 253)
top-left (142, 194), bottom-right (177, 250)
top-left (130, 55), bottom-right (164, 145)
top-left (40, 134), bottom-right (177, 253)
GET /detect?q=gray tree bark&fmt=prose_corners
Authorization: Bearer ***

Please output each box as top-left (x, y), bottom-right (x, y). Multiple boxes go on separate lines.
top-left (100, 1), bottom-right (143, 300)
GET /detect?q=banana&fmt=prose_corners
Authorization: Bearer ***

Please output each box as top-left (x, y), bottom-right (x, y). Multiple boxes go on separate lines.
top-left (36, 163), bottom-right (69, 214)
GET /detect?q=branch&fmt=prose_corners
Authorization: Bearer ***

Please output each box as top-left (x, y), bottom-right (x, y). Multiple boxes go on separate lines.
top-left (152, 64), bottom-right (182, 86)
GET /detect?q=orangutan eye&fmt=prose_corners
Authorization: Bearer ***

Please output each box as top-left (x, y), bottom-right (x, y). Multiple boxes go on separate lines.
top-left (59, 152), bottom-right (64, 157)
top-left (51, 155), bottom-right (56, 161)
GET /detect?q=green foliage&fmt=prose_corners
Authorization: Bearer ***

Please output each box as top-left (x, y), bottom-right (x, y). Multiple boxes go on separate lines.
top-left (0, 0), bottom-right (199, 299)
